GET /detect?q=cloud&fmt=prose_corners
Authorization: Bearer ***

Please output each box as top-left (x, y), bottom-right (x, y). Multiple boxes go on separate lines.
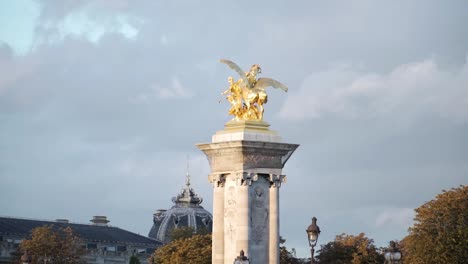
top-left (37, 0), bottom-right (131, 21)
top-left (154, 77), bottom-right (191, 99)
top-left (160, 35), bottom-right (168, 46)
top-left (376, 208), bottom-right (414, 228)
top-left (280, 56), bottom-right (468, 123)
top-left (131, 77), bottom-right (191, 104)
top-left (0, 43), bottom-right (40, 95)
top-left (29, 0), bottom-right (142, 49)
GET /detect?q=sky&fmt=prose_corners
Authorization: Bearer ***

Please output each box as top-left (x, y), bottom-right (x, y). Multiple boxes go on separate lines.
top-left (1, 0), bottom-right (467, 258)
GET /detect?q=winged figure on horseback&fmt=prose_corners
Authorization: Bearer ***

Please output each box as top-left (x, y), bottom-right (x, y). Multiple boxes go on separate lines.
top-left (220, 59), bottom-right (288, 121)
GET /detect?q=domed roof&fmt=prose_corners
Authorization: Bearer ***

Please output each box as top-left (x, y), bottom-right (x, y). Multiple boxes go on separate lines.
top-left (148, 173), bottom-right (212, 243)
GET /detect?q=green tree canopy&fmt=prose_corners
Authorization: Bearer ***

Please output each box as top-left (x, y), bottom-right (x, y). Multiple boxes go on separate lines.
top-left (316, 233), bottom-right (384, 264)
top-left (400, 185), bottom-right (468, 264)
top-left (20, 225), bottom-right (85, 264)
top-left (129, 255), bottom-right (141, 264)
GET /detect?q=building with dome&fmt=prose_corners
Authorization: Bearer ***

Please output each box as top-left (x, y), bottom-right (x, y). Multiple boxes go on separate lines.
top-left (148, 173), bottom-right (213, 244)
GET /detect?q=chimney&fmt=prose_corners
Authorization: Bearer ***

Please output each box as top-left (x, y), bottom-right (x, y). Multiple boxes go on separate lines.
top-left (55, 219), bottom-right (69, 224)
top-left (90, 216), bottom-right (109, 226)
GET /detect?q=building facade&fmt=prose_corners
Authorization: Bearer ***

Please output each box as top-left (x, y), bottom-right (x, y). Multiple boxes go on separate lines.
top-left (0, 216), bottom-right (162, 264)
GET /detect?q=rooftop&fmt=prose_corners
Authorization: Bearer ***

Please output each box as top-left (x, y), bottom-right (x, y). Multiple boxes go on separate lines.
top-left (0, 216), bottom-right (162, 247)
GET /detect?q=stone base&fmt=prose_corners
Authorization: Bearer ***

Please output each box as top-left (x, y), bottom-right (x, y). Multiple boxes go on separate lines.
top-left (212, 120), bottom-right (282, 143)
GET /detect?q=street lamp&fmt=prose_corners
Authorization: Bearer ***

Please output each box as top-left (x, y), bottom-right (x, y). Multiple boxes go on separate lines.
top-left (233, 250), bottom-right (250, 264)
top-left (384, 241), bottom-right (402, 264)
top-left (306, 217), bottom-right (321, 264)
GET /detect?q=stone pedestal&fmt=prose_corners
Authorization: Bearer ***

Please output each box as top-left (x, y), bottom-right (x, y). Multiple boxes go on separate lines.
top-left (197, 120), bottom-right (298, 264)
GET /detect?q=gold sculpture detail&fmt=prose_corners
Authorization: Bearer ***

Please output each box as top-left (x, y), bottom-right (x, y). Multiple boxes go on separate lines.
top-left (220, 59), bottom-right (288, 121)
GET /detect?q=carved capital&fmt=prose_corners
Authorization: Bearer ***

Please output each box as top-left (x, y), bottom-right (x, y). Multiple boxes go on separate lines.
top-left (269, 174), bottom-right (286, 188)
top-left (208, 174), bottom-right (226, 187)
top-left (234, 172), bottom-right (259, 186)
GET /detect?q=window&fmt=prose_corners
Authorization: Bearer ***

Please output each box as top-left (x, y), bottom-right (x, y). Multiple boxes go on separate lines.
top-left (117, 245), bottom-right (127, 252)
top-left (105, 246), bottom-right (116, 252)
top-left (87, 243), bottom-right (97, 249)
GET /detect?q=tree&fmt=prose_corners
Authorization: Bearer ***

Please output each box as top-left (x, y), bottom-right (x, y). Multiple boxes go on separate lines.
top-left (20, 225), bottom-right (85, 264)
top-left (152, 232), bottom-right (305, 264)
top-left (400, 185), bottom-right (468, 264)
top-left (316, 233), bottom-right (384, 264)
top-left (168, 226), bottom-right (210, 242)
top-left (129, 255), bottom-right (141, 264)
top-left (152, 234), bottom-right (211, 264)
top-left (169, 226), bottom-right (196, 241)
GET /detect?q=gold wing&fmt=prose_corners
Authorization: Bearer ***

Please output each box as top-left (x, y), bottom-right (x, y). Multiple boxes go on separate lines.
top-left (254, 77), bottom-right (288, 92)
top-left (220, 59), bottom-right (249, 85)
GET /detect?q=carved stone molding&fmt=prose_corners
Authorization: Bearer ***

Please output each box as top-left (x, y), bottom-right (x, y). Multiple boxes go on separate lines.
top-left (234, 172), bottom-right (275, 186)
top-left (234, 172), bottom-right (253, 186)
top-left (269, 174), bottom-right (286, 188)
top-left (196, 141), bottom-right (299, 173)
top-left (208, 174), bottom-right (226, 187)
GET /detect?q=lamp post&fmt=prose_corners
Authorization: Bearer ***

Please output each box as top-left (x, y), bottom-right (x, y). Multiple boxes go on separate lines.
top-left (233, 250), bottom-right (250, 264)
top-left (384, 241), bottom-right (402, 264)
top-left (306, 217), bottom-right (321, 264)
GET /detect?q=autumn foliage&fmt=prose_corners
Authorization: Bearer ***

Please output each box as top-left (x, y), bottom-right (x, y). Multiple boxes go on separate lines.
top-left (152, 234), bottom-right (212, 264)
top-left (20, 225), bottom-right (85, 264)
top-left (401, 185), bottom-right (468, 263)
top-left (316, 233), bottom-right (384, 264)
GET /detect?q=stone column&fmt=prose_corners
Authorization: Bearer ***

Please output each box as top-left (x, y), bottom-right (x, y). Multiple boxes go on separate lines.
top-left (209, 174), bottom-right (226, 264)
top-left (197, 120), bottom-right (298, 263)
top-left (269, 174), bottom-right (283, 264)
top-left (223, 175), bottom-right (237, 263)
top-left (235, 173), bottom-right (250, 262)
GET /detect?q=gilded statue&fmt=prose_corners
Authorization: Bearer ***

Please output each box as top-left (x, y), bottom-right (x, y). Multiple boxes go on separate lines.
top-left (220, 59), bottom-right (288, 121)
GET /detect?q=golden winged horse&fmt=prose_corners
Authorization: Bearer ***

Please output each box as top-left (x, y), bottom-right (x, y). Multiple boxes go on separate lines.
top-left (220, 59), bottom-right (288, 121)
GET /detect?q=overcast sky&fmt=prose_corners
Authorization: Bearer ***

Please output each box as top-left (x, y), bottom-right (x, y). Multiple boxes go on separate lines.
top-left (1, 0), bottom-right (467, 258)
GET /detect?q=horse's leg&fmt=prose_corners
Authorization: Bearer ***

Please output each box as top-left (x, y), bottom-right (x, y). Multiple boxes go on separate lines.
top-left (258, 104), bottom-right (264, 120)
